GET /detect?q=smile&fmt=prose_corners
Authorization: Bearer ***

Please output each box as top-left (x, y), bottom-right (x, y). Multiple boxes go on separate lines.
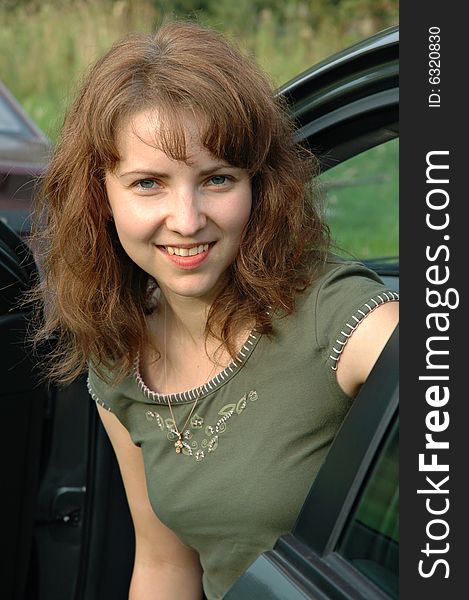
top-left (165, 244), bottom-right (210, 257)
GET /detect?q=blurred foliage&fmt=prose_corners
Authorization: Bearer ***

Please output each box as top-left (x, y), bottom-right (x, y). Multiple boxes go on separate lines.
top-left (0, 0), bottom-right (398, 140)
top-left (321, 138), bottom-right (399, 259)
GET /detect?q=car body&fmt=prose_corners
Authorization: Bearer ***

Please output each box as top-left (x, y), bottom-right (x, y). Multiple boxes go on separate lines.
top-left (0, 81), bottom-right (51, 237)
top-left (0, 26), bottom-right (398, 600)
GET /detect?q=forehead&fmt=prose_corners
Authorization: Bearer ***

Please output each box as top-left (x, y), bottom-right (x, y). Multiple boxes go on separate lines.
top-left (115, 109), bottom-right (205, 160)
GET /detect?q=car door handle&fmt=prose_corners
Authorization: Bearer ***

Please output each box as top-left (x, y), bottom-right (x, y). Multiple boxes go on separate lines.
top-left (50, 486), bottom-right (86, 526)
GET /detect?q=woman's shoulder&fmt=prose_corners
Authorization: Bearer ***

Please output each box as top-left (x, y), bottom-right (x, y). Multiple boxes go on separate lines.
top-left (311, 257), bottom-right (385, 290)
top-left (87, 361), bottom-right (141, 414)
top-left (299, 257), bottom-right (399, 353)
top-left (305, 257), bottom-right (396, 305)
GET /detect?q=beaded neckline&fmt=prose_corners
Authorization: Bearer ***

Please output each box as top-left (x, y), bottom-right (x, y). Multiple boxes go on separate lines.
top-left (134, 331), bottom-right (260, 405)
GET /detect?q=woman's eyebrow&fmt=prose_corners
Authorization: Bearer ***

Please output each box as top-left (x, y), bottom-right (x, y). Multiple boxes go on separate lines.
top-left (197, 163), bottom-right (237, 176)
top-left (117, 169), bottom-right (166, 178)
top-left (117, 162), bottom-right (237, 178)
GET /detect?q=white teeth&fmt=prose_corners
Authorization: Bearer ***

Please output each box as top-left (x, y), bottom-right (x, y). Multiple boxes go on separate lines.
top-left (165, 244), bottom-right (210, 257)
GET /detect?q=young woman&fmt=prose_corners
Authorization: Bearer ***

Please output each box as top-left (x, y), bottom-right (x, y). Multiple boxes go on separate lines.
top-left (33, 21), bottom-right (399, 600)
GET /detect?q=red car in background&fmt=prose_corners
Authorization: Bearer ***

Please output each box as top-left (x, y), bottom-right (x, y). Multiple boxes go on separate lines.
top-left (0, 81), bottom-right (50, 237)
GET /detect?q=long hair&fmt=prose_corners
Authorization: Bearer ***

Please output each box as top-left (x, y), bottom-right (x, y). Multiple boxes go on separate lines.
top-left (30, 20), bottom-right (329, 384)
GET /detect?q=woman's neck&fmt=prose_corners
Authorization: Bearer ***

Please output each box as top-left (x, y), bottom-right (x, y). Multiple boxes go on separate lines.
top-left (142, 290), bottom-right (253, 395)
top-left (158, 293), bottom-right (210, 345)
top-left (143, 294), bottom-right (223, 394)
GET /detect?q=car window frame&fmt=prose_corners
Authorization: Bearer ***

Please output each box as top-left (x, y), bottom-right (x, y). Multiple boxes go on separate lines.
top-left (336, 415), bottom-right (399, 597)
top-left (284, 27), bottom-right (399, 277)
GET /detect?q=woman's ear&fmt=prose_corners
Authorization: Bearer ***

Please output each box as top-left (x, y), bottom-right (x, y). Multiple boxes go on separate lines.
top-left (104, 206), bottom-right (114, 222)
top-left (102, 173), bottom-right (114, 221)
top-left (104, 196), bottom-right (114, 221)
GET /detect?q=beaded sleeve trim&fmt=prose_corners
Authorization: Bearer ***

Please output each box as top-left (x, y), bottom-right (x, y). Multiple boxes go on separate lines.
top-left (87, 377), bottom-right (112, 411)
top-left (329, 291), bottom-right (399, 371)
top-left (135, 331), bottom-right (260, 405)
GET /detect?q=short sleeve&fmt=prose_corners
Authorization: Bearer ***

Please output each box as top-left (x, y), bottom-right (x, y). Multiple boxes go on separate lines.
top-left (87, 364), bottom-right (147, 446)
top-left (87, 365), bottom-right (115, 412)
top-left (314, 261), bottom-right (399, 372)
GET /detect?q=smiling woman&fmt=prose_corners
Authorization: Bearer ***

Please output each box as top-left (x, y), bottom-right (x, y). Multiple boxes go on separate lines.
top-left (105, 112), bottom-right (252, 306)
top-left (29, 20), bottom-right (398, 600)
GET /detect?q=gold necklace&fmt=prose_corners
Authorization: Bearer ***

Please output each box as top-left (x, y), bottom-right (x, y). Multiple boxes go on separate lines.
top-left (162, 302), bottom-right (216, 454)
top-left (166, 391), bottom-right (200, 454)
top-left (165, 359), bottom-right (218, 453)
top-left (164, 360), bottom-right (219, 454)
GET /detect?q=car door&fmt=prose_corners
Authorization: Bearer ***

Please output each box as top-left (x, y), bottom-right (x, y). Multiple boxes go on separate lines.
top-left (0, 220), bottom-right (49, 600)
top-left (0, 214), bottom-right (134, 600)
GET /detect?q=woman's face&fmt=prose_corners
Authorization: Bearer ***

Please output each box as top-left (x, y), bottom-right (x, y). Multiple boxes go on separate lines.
top-left (105, 110), bottom-right (252, 305)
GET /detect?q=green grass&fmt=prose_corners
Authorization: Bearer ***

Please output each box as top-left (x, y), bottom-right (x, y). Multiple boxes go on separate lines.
top-left (0, 0), bottom-right (398, 141)
top-left (356, 456), bottom-right (399, 542)
top-left (354, 421), bottom-right (399, 542)
top-left (320, 138), bottom-right (399, 259)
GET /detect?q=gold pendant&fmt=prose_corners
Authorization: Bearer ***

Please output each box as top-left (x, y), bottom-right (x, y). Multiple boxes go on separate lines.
top-left (175, 438), bottom-right (183, 454)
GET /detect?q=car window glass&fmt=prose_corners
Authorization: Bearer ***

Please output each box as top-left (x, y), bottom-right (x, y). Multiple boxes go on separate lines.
top-left (0, 97), bottom-right (30, 136)
top-left (320, 138), bottom-right (399, 262)
top-left (337, 418), bottom-right (399, 599)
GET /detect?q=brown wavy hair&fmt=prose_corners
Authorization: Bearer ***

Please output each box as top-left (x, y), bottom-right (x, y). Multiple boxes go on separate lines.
top-left (30, 20), bottom-right (329, 384)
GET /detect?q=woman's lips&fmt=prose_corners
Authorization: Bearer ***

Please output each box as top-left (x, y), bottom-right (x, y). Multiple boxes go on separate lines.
top-left (157, 242), bottom-right (213, 269)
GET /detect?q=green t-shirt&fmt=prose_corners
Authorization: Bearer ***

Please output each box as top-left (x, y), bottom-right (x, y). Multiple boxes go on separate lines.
top-left (87, 260), bottom-right (398, 599)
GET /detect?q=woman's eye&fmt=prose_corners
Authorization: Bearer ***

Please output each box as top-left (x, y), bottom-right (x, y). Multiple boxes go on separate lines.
top-left (135, 179), bottom-right (158, 190)
top-left (209, 175), bottom-right (228, 186)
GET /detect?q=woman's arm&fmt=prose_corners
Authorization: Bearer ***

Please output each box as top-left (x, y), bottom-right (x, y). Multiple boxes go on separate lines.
top-left (336, 300), bottom-right (399, 398)
top-left (96, 403), bottom-right (204, 600)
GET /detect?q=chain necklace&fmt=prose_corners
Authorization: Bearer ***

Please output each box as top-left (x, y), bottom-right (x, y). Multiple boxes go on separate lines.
top-left (162, 302), bottom-right (216, 454)
top-left (165, 362), bottom-right (218, 453)
top-left (166, 391), bottom-right (200, 454)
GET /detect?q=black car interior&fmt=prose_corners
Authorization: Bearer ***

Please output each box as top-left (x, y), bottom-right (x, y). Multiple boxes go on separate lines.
top-left (0, 220), bottom-right (48, 599)
top-left (1, 220), bottom-right (134, 600)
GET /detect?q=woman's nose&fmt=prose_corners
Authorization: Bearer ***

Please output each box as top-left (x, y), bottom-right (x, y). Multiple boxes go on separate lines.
top-left (165, 188), bottom-right (207, 237)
